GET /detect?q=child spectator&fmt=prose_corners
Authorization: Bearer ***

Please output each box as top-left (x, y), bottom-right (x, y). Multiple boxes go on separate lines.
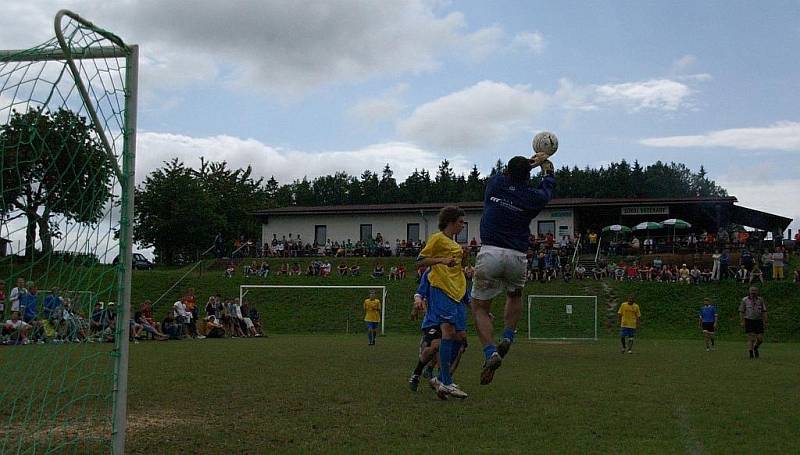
top-left (204, 315), bottom-right (226, 338)
top-left (3, 311), bottom-right (31, 343)
top-left (350, 264), bottom-right (361, 276)
top-left (388, 266), bottom-right (399, 280)
top-left (225, 263), bottom-right (235, 278)
top-left (397, 265), bottom-right (407, 279)
top-left (338, 263), bottom-right (349, 276)
top-left (371, 262), bottom-right (385, 278)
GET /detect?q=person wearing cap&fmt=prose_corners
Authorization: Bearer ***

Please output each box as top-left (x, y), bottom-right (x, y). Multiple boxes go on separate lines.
top-left (471, 154), bottom-right (556, 385)
top-left (739, 287), bottom-right (768, 358)
top-left (363, 289), bottom-right (381, 345)
top-left (699, 298), bottom-right (719, 351)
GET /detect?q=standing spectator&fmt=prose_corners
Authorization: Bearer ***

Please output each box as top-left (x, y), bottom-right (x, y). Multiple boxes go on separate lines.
top-left (9, 277), bottom-right (26, 312)
top-left (740, 249), bottom-right (754, 272)
top-left (20, 281), bottom-right (40, 324)
top-left (760, 250), bottom-right (772, 281)
top-left (699, 298), bottom-right (719, 351)
top-left (617, 296), bottom-right (641, 354)
top-left (771, 248), bottom-right (785, 280)
top-left (739, 287), bottom-right (767, 359)
top-left (363, 289), bottom-right (381, 346)
top-left (719, 250), bottom-right (730, 280)
top-left (711, 250), bottom-right (721, 281)
top-left (0, 280), bottom-right (6, 320)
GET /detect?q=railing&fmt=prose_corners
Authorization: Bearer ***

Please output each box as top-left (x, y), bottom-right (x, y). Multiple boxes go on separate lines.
top-left (571, 236), bottom-right (582, 268)
top-left (595, 238), bottom-right (602, 264)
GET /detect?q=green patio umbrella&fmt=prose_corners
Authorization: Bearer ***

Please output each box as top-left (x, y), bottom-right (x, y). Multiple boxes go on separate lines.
top-left (633, 221), bottom-right (663, 231)
top-left (602, 224), bottom-right (631, 233)
top-left (662, 218), bottom-right (692, 229)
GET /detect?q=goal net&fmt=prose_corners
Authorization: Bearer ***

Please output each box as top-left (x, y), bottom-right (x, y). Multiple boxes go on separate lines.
top-left (240, 285), bottom-right (388, 335)
top-left (0, 10), bottom-right (137, 453)
top-left (527, 295), bottom-right (598, 340)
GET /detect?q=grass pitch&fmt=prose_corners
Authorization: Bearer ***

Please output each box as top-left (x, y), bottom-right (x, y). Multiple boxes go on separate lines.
top-left (126, 335), bottom-right (799, 454)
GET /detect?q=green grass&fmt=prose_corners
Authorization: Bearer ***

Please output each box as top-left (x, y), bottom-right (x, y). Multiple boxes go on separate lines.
top-left (125, 335), bottom-right (800, 453)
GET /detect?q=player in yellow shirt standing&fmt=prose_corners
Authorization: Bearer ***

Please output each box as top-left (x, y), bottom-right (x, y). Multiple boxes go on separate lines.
top-left (363, 289), bottom-right (381, 346)
top-left (617, 295), bottom-right (641, 354)
top-left (417, 206), bottom-right (468, 399)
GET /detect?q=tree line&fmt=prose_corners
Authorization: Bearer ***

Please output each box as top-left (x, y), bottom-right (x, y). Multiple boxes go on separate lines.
top-left (133, 157), bottom-right (726, 264)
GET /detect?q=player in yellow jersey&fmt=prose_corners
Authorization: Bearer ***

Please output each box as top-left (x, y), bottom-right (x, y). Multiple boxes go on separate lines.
top-left (363, 289), bottom-right (381, 346)
top-left (416, 206), bottom-right (468, 399)
top-left (617, 295), bottom-right (641, 354)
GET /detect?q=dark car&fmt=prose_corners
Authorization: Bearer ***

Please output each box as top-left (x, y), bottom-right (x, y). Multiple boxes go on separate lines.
top-left (113, 253), bottom-right (154, 270)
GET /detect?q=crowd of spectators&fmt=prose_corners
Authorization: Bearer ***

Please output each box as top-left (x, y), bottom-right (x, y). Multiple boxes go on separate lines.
top-left (227, 258), bottom-right (417, 281)
top-left (0, 283), bottom-right (266, 345)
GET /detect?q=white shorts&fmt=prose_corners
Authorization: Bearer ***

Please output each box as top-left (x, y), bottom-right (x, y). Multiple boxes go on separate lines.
top-left (471, 245), bottom-right (528, 301)
top-left (11, 302), bottom-right (20, 312)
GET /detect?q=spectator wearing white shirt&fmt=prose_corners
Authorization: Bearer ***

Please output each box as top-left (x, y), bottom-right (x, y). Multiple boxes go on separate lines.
top-left (9, 277), bottom-right (26, 312)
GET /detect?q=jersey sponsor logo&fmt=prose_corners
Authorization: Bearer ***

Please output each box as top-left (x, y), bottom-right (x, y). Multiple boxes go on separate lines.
top-left (489, 196), bottom-right (522, 212)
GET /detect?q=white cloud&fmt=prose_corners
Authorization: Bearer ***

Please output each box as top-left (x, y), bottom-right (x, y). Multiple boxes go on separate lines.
top-left (346, 84), bottom-right (409, 125)
top-left (640, 122), bottom-right (800, 151)
top-left (511, 31), bottom-right (545, 54)
top-left (136, 132), bottom-right (473, 186)
top-left (594, 79), bottom-right (692, 111)
top-left (397, 80), bottom-right (549, 150)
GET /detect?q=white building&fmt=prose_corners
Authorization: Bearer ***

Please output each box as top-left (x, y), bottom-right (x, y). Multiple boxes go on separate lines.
top-left (254, 202), bottom-right (575, 246)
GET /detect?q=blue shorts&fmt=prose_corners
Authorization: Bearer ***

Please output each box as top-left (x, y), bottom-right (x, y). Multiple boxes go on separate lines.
top-left (425, 286), bottom-right (466, 331)
top-left (366, 321), bottom-right (379, 330)
top-left (620, 327), bottom-right (637, 337)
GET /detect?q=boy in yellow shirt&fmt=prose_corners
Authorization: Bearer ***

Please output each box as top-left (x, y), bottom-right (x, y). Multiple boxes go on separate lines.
top-left (417, 206), bottom-right (468, 399)
top-left (363, 290), bottom-right (381, 345)
top-left (617, 295), bottom-right (641, 354)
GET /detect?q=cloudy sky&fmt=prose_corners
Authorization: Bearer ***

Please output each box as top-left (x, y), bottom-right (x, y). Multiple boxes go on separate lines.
top-left (2, 0), bottom-right (799, 234)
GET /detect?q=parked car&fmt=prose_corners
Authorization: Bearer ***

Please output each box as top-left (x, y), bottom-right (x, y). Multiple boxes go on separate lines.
top-left (113, 253), bottom-right (154, 270)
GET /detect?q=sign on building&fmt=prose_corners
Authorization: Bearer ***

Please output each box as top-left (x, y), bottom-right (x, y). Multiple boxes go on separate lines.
top-left (621, 206), bottom-right (669, 216)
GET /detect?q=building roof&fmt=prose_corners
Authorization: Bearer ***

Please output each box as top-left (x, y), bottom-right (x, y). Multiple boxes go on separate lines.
top-left (253, 196), bottom-right (739, 216)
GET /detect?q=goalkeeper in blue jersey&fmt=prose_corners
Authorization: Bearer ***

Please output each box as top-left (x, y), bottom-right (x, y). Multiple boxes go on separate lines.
top-left (472, 155), bottom-right (556, 385)
top-left (408, 267), bottom-right (470, 394)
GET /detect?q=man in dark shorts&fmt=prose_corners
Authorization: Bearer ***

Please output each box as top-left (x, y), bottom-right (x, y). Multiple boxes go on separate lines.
top-left (698, 298), bottom-right (718, 351)
top-left (739, 287), bottom-right (767, 358)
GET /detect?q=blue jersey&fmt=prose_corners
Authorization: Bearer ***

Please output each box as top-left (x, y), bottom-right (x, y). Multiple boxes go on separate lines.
top-left (21, 292), bottom-right (39, 319)
top-left (480, 174), bottom-right (556, 252)
top-left (700, 305), bottom-right (718, 323)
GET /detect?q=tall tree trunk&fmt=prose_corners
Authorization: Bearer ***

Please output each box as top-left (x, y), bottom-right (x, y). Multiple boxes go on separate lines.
top-left (37, 207), bottom-right (52, 255)
top-left (25, 211), bottom-right (37, 259)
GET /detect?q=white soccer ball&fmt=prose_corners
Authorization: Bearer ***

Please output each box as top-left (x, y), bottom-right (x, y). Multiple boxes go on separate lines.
top-left (532, 131), bottom-right (559, 156)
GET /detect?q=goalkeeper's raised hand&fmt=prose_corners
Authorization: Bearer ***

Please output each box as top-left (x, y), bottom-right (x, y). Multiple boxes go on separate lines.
top-left (540, 159), bottom-right (555, 176)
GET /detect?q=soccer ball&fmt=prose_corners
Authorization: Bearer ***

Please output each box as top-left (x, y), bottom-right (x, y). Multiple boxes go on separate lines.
top-left (532, 131), bottom-right (558, 156)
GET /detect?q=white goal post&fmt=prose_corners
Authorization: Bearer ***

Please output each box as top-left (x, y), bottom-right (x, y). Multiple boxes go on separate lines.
top-left (527, 295), bottom-right (598, 341)
top-left (240, 285), bottom-right (388, 334)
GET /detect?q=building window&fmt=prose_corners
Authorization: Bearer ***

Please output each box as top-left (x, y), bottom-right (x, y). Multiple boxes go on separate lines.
top-left (314, 225), bottom-right (327, 246)
top-left (538, 220), bottom-right (556, 236)
top-left (407, 223), bottom-right (420, 243)
top-left (456, 222), bottom-right (468, 243)
top-left (360, 224), bottom-right (373, 242)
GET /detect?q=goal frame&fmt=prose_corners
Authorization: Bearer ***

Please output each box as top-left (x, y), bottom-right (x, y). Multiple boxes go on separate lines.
top-left (240, 285), bottom-right (388, 334)
top-left (527, 295), bottom-right (598, 341)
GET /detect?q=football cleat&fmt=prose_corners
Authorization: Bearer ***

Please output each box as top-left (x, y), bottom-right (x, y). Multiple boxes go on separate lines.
top-left (408, 374), bottom-right (420, 392)
top-left (480, 352), bottom-right (502, 385)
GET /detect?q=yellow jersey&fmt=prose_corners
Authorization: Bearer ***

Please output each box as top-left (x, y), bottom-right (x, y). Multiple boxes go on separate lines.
top-left (418, 231), bottom-right (466, 302)
top-left (363, 298), bottom-right (381, 322)
top-left (617, 302), bottom-right (641, 329)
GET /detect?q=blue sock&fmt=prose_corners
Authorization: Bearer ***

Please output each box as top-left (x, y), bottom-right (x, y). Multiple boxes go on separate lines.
top-left (438, 339), bottom-right (455, 385)
top-left (483, 344), bottom-right (497, 360)
top-left (449, 340), bottom-right (462, 364)
top-left (502, 327), bottom-right (516, 342)
top-left (368, 332), bottom-right (373, 343)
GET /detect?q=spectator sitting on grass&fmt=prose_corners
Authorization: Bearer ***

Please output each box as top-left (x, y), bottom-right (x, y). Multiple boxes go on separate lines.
top-left (679, 264), bottom-right (691, 283)
top-left (575, 264), bottom-right (586, 280)
top-left (388, 266), bottom-right (399, 280)
top-left (290, 263), bottom-right (301, 276)
top-left (701, 267), bottom-right (712, 282)
top-left (259, 262), bottom-right (270, 277)
top-left (3, 311), bottom-right (31, 344)
top-left (129, 318), bottom-right (143, 342)
top-left (638, 263), bottom-right (653, 281)
top-left (371, 262), bottom-right (385, 278)
top-left (591, 264), bottom-right (605, 280)
top-left (736, 265), bottom-right (749, 283)
top-left (161, 314), bottom-right (183, 339)
top-left (626, 263), bottom-right (639, 281)
top-left (225, 263), bottom-right (235, 278)
top-left (277, 262), bottom-right (289, 276)
top-left (321, 261), bottom-right (332, 277)
top-left (690, 265), bottom-right (701, 284)
top-left (338, 263), bottom-right (349, 276)
top-left (749, 264), bottom-right (764, 284)
top-left (350, 264), bottom-right (361, 276)
top-left (397, 265), bottom-right (407, 279)
top-left (204, 315), bottom-right (225, 338)
top-left (306, 263), bottom-right (315, 276)
top-left (248, 305), bottom-right (264, 336)
top-left (793, 269), bottom-right (800, 283)
top-left (134, 309), bottom-right (168, 340)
